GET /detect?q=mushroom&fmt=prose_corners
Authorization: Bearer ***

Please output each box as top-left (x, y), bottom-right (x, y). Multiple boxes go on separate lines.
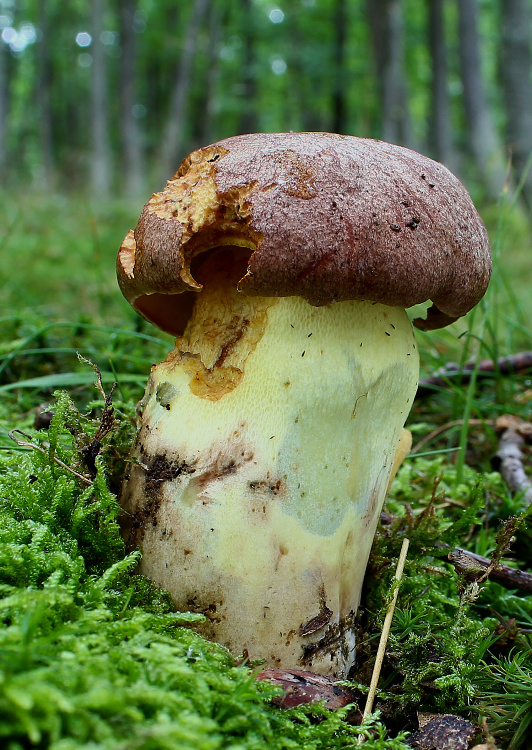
top-left (117, 133), bottom-right (491, 678)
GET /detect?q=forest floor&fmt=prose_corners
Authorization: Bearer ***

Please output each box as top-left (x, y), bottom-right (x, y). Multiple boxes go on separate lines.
top-left (0, 191), bottom-right (532, 749)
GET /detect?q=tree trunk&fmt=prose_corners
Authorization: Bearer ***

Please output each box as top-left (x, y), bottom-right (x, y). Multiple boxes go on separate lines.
top-left (90, 0), bottom-right (111, 197)
top-left (238, 0), bottom-right (258, 134)
top-left (366, 0), bottom-right (414, 147)
top-left (427, 0), bottom-right (456, 171)
top-left (157, 0), bottom-right (210, 184)
top-left (284, 0), bottom-right (322, 132)
top-left (198, 1), bottom-right (223, 147)
top-left (0, 36), bottom-right (7, 176)
top-left (119, 0), bottom-right (144, 197)
top-left (331, 0), bottom-right (347, 134)
top-left (457, 0), bottom-right (506, 199)
top-left (36, 0), bottom-right (54, 186)
top-left (501, 0), bottom-right (532, 208)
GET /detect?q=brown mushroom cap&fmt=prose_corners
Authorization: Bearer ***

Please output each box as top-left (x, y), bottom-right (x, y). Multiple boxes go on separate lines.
top-left (117, 132), bottom-right (491, 335)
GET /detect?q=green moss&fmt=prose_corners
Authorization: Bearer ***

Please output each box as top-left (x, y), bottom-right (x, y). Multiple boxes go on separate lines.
top-left (0, 389), bottom-right (411, 749)
top-left (345, 455), bottom-right (531, 747)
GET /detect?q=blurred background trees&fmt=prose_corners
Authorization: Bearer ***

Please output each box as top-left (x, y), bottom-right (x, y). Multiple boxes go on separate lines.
top-left (1, 0), bottom-right (531, 208)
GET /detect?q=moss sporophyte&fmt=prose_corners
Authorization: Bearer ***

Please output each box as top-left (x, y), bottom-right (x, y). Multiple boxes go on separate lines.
top-left (116, 132), bottom-right (491, 678)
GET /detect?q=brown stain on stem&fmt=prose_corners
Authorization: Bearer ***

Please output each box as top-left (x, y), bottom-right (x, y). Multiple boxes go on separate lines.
top-left (300, 610), bottom-right (356, 667)
top-left (163, 248), bottom-right (276, 401)
top-left (123, 454), bottom-right (195, 549)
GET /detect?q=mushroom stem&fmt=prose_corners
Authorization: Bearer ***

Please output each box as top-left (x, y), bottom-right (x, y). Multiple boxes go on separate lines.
top-left (120, 249), bottom-right (419, 677)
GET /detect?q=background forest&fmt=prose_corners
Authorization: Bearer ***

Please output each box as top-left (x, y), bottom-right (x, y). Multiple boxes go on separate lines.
top-left (2, 0), bottom-right (532, 205)
top-left (2, 1), bottom-right (532, 749)
top-left (2, 0), bottom-right (532, 327)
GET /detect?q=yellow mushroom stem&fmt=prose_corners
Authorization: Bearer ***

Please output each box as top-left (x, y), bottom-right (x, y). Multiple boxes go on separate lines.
top-left (120, 247), bottom-right (419, 677)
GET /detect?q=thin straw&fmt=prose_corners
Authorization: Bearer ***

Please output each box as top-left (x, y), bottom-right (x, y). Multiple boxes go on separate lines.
top-left (357, 537), bottom-right (410, 744)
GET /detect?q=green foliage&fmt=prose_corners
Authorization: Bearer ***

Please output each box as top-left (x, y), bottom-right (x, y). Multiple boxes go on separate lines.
top-left (0, 192), bottom-right (141, 323)
top-left (3, 369), bottom-right (527, 746)
top-left (386, 457), bottom-right (498, 549)
top-left (352, 455), bottom-right (532, 744)
top-left (383, 583), bottom-right (493, 712)
top-left (0, 387), bottom-right (412, 749)
top-left (477, 650), bottom-right (532, 750)
top-left (0, 182), bottom-right (531, 746)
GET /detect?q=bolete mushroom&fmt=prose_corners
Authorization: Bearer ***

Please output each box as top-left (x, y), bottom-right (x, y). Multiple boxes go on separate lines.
top-left (117, 133), bottom-right (491, 678)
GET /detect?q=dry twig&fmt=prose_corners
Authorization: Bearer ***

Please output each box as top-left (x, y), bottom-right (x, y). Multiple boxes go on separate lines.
top-left (448, 547), bottom-right (532, 594)
top-left (416, 351), bottom-right (532, 398)
top-left (491, 414), bottom-right (532, 506)
top-left (8, 429), bottom-right (93, 485)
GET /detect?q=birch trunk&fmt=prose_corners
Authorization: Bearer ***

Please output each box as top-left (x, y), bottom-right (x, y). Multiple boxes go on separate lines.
top-left (37, 0), bottom-right (54, 186)
top-left (119, 0), bottom-right (144, 197)
top-left (457, 0), bottom-right (506, 199)
top-left (427, 0), bottom-right (457, 172)
top-left (501, 0), bottom-right (532, 208)
top-left (90, 0), bottom-right (111, 197)
top-left (0, 36), bottom-right (7, 175)
top-left (157, 0), bottom-right (210, 184)
top-left (366, 0), bottom-right (414, 148)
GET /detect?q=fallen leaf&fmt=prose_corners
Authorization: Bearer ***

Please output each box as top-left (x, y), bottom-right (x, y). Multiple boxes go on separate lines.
top-left (409, 713), bottom-right (478, 750)
top-left (256, 668), bottom-right (358, 711)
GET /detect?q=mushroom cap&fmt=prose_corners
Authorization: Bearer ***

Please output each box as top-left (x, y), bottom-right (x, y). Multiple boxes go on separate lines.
top-left (117, 132), bottom-right (491, 334)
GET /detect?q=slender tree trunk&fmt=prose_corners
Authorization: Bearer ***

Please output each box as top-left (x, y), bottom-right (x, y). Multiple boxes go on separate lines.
top-left (157, 0), bottom-right (210, 184)
top-left (501, 0), bottom-right (532, 208)
top-left (332, 0), bottom-right (347, 133)
top-left (366, 0), bottom-right (414, 147)
top-left (0, 37), bottom-right (7, 177)
top-left (238, 0), bottom-right (258, 134)
top-left (457, 0), bottom-right (506, 199)
top-left (119, 0), bottom-right (144, 197)
top-left (198, 1), bottom-right (223, 147)
top-left (36, 0), bottom-right (54, 186)
top-left (90, 0), bottom-right (111, 197)
top-left (427, 0), bottom-right (456, 171)
top-left (284, 0), bottom-right (320, 131)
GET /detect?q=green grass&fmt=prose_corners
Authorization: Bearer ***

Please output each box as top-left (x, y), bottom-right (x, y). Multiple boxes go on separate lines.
top-left (1, 187), bottom-right (532, 748)
top-left (0, 192), bottom-right (142, 324)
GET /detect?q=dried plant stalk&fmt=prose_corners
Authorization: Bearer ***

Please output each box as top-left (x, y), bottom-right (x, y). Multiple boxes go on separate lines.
top-left (358, 537), bottom-right (410, 744)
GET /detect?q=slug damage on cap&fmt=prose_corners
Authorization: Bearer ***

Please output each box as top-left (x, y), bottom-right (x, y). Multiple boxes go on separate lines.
top-left (117, 132), bottom-right (491, 335)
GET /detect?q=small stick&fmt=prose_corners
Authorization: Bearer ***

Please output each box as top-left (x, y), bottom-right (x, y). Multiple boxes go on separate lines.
top-left (492, 415), bottom-right (532, 507)
top-left (358, 538), bottom-right (409, 744)
top-left (8, 429), bottom-right (93, 486)
top-left (448, 547), bottom-right (532, 594)
top-left (416, 352), bottom-right (532, 397)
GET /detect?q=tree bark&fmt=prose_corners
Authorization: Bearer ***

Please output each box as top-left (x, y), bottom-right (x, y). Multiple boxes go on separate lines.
top-left (90, 0), bottom-right (111, 197)
top-left (427, 0), bottom-right (456, 171)
top-left (501, 0), bottom-right (532, 209)
top-left (492, 415), bottom-right (532, 507)
top-left (284, 0), bottom-right (322, 132)
top-left (331, 0), bottom-right (347, 134)
top-left (366, 0), bottom-right (414, 147)
top-left (157, 0), bottom-right (210, 185)
top-left (238, 0), bottom-right (258, 134)
top-left (197, 0), bottom-right (223, 147)
top-left (0, 35), bottom-right (7, 176)
top-left (457, 0), bottom-right (506, 199)
top-left (449, 547), bottom-right (532, 593)
top-left (36, 0), bottom-right (54, 186)
top-left (119, 0), bottom-right (144, 197)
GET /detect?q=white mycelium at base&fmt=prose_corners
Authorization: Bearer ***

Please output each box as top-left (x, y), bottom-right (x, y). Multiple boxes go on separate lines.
top-left (121, 252), bottom-right (419, 677)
